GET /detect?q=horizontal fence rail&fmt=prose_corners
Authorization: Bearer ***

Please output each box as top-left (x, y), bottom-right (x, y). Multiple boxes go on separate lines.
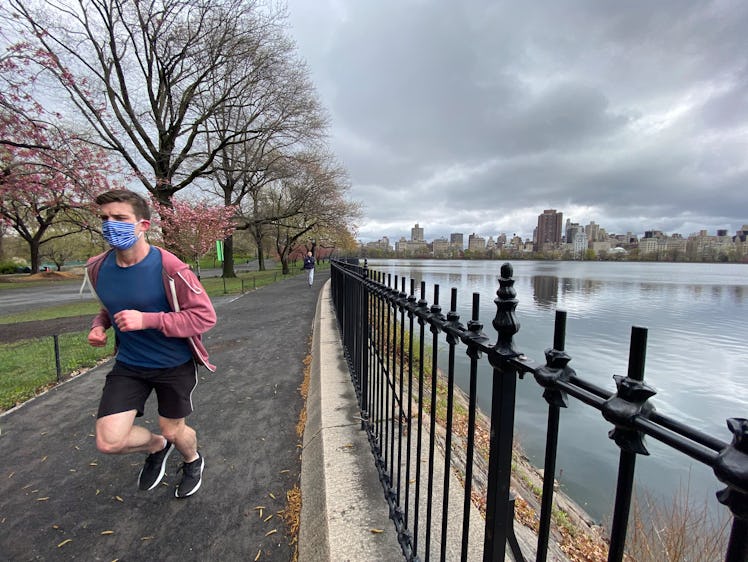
top-left (329, 258), bottom-right (747, 562)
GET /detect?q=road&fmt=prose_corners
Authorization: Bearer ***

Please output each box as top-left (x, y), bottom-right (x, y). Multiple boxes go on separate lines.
top-left (0, 280), bottom-right (93, 317)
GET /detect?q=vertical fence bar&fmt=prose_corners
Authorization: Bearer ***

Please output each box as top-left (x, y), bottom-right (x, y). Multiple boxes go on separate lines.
top-left (461, 292), bottom-right (487, 561)
top-left (376, 272), bottom-right (385, 460)
top-left (715, 417), bottom-right (748, 562)
top-left (413, 280), bottom-right (428, 556)
top-left (53, 335), bottom-right (62, 382)
top-left (396, 276), bottom-right (407, 510)
top-left (404, 278), bottom-right (417, 550)
top-left (439, 288), bottom-right (460, 561)
top-left (361, 261), bottom-right (369, 430)
top-left (389, 275), bottom-right (398, 497)
top-left (536, 310), bottom-right (568, 561)
top-left (425, 284), bottom-right (443, 560)
top-left (384, 274), bottom-right (393, 486)
top-left (607, 326), bottom-right (648, 562)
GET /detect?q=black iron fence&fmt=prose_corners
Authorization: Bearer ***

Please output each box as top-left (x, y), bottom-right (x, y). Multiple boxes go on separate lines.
top-left (329, 258), bottom-right (747, 562)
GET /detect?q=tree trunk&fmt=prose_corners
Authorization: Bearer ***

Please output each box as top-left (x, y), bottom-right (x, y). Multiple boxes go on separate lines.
top-left (222, 235), bottom-right (236, 278)
top-left (194, 253), bottom-right (201, 280)
top-left (29, 239), bottom-right (40, 274)
top-left (257, 245), bottom-right (265, 271)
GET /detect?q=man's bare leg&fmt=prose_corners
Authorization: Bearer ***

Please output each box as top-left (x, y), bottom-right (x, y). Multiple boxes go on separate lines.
top-left (159, 416), bottom-right (199, 463)
top-left (96, 410), bottom-right (167, 455)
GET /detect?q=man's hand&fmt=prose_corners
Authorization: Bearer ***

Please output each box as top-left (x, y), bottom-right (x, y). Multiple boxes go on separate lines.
top-left (88, 326), bottom-right (108, 347)
top-left (113, 309), bottom-right (145, 332)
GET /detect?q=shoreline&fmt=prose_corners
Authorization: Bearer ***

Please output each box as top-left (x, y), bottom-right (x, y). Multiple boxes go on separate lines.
top-left (395, 362), bottom-right (610, 561)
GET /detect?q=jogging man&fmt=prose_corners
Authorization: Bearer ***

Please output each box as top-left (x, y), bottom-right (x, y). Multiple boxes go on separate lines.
top-left (303, 250), bottom-right (315, 286)
top-left (85, 189), bottom-right (216, 498)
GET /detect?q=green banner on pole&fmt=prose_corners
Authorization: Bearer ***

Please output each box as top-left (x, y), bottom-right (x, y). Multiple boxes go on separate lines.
top-left (216, 240), bottom-right (224, 261)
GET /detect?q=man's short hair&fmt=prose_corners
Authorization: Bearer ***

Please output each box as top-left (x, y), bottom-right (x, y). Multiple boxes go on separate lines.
top-left (95, 189), bottom-right (151, 220)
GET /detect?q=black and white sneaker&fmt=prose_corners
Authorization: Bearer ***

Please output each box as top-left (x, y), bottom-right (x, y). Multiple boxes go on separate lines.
top-left (175, 453), bottom-right (204, 498)
top-left (138, 440), bottom-right (174, 491)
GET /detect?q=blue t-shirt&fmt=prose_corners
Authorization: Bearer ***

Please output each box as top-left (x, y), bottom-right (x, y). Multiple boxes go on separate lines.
top-left (97, 247), bottom-right (192, 368)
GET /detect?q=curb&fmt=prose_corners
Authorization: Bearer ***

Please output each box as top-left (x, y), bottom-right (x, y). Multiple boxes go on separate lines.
top-left (299, 281), bottom-right (403, 561)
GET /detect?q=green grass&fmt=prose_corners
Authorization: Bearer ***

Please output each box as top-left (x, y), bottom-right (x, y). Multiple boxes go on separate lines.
top-left (200, 267), bottom-right (299, 294)
top-left (0, 332), bottom-right (114, 411)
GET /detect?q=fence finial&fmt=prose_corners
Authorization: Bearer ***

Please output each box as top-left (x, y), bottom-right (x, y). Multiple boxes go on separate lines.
top-left (492, 262), bottom-right (520, 356)
top-left (714, 418), bottom-right (748, 518)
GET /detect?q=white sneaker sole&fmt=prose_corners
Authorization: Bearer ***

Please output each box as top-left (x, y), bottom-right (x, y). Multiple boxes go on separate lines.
top-left (138, 443), bottom-right (174, 491)
top-left (175, 456), bottom-right (204, 498)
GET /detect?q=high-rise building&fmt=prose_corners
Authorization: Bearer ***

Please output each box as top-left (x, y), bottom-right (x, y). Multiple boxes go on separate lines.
top-left (411, 223), bottom-right (424, 242)
top-left (586, 221), bottom-right (600, 242)
top-left (565, 220), bottom-right (581, 244)
top-left (468, 233), bottom-right (486, 252)
top-left (450, 232), bottom-right (464, 249)
top-left (432, 238), bottom-right (450, 255)
top-left (535, 209), bottom-right (563, 250)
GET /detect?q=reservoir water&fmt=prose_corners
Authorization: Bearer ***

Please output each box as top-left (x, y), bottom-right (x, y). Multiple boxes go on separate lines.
top-left (365, 259), bottom-right (748, 524)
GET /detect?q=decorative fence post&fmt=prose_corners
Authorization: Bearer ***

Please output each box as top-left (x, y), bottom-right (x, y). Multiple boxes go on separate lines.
top-left (483, 263), bottom-right (521, 561)
top-left (602, 326), bottom-right (655, 562)
top-left (533, 310), bottom-right (574, 561)
top-left (714, 417), bottom-right (748, 562)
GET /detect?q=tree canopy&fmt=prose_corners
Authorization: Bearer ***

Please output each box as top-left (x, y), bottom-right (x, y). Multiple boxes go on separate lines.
top-left (1, 0), bottom-right (360, 272)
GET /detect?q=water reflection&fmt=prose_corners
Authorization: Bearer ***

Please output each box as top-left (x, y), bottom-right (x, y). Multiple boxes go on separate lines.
top-left (532, 275), bottom-right (558, 308)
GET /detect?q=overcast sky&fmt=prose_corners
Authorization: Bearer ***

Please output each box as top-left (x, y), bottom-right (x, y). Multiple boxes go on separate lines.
top-left (285, 1), bottom-right (747, 243)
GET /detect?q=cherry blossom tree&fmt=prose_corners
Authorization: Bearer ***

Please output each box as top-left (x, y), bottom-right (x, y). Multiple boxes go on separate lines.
top-left (0, 38), bottom-right (118, 273)
top-left (152, 197), bottom-right (237, 279)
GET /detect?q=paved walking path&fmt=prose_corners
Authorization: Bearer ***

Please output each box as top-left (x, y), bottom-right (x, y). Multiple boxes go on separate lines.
top-left (0, 272), bottom-right (337, 561)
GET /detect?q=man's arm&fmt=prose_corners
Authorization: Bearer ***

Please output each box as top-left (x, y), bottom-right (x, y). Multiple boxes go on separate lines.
top-left (88, 307), bottom-right (111, 347)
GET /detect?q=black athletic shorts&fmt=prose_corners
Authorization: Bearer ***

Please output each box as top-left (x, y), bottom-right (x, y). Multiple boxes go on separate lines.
top-left (97, 359), bottom-right (198, 420)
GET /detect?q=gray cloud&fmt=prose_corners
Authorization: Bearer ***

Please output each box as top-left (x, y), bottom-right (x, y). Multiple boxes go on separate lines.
top-left (288, 0), bottom-right (748, 242)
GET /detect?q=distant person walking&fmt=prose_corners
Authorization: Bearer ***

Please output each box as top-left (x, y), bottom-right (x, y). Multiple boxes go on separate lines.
top-left (84, 189), bottom-right (216, 499)
top-left (303, 251), bottom-right (316, 286)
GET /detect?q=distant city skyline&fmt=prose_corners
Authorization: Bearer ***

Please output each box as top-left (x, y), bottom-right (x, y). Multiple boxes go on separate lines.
top-left (361, 215), bottom-right (747, 261)
top-left (359, 211), bottom-right (745, 248)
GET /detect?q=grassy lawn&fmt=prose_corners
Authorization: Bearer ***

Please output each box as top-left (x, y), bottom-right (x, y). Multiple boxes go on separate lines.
top-left (0, 333), bottom-right (115, 411)
top-left (0, 261), bottom-right (327, 412)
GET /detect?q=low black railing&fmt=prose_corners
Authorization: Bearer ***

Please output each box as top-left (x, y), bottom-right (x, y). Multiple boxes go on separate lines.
top-left (329, 258), bottom-right (747, 562)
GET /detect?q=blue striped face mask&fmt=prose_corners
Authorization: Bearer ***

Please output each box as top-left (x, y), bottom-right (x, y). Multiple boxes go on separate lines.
top-left (102, 220), bottom-right (143, 250)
